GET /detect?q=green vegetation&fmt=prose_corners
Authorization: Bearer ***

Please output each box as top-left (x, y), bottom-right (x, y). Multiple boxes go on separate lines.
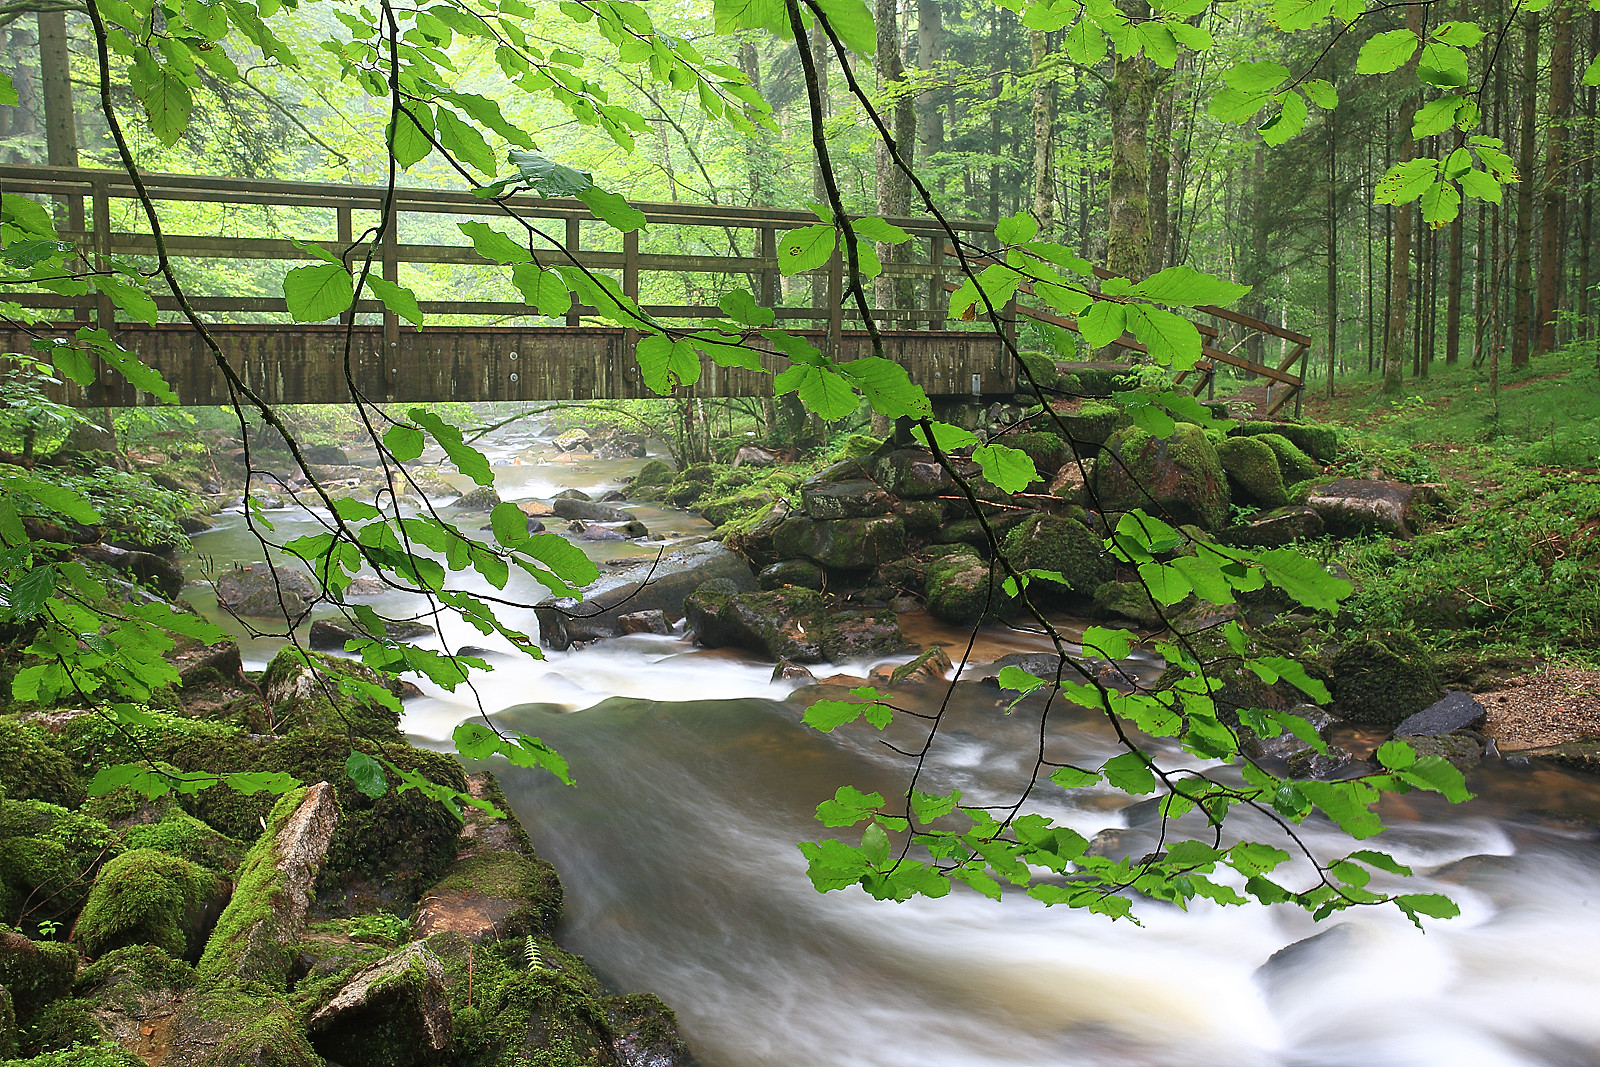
top-left (72, 849), bottom-right (221, 958)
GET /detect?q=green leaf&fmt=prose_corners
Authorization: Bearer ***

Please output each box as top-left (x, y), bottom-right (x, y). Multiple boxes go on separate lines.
top-left (812, 0), bottom-right (876, 52)
top-left (1259, 90), bottom-right (1308, 145)
top-left (1081, 625), bottom-right (1132, 660)
top-left (1413, 97), bottom-right (1462, 139)
top-left (778, 224), bottom-right (836, 275)
top-left (3, 565), bottom-right (56, 619)
top-left (1050, 766), bottom-right (1100, 789)
top-left (1394, 892), bottom-right (1459, 929)
top-left (997, 665), bottom-right (1046, 693)
top-left (1431, 20), bottom-right (1485, 46)
top-left (1357, 29), bottom-right (1419, 74)
top-left (972, 443), bottom-right (1039, 492)
top-left (1302, 78), bottom-right (1338, 109)
top-left (1136, 560), bottom-right (1192, 605)
top-left (1224, 61), bottom-right (1290, 92)
top-left (1376, 739), bottom-right (1417, 769)
top-left (577, 187), bottom-right (646, 233)
top-left (389, 104), bottom-right (434, 169)
top-left (851, 216), bottom-right (911, 244)
top-left (283, 262), bottom-right (354, 322)
top-left (435, 105), bottom-right (496, 176)
top-left (459, 221), bottom-right (531, 264)
top-left (1420, 180), bottom-right (1462, 226)
top-left (911, 788), bottom-right (961, 823)
top-left (774, 363), bottom-right (857, 420)
top-left (837, 358), bottom-right (931, 419)
top-left (635, 333), bottom-right (702, 394)
top-left (8, 474), bottom-right (100, 524)
top-left (816, 785), bottom-right (884, 827)
top-left (1272, 0), bottom-right (1333, 30)
top-left (508, 150), bottom-right (595, 196)
top-left (409, 408), bottom-right (494, 486)
top-left (384, 422), bottom-right (425, 461)
top-left (994, 211), bottom-right (1039, 245)
top-left (511, 264), bottom-right (572, 317)
top-left (346, 751), bottom-right (388, 798)
top-left (129, 51), bottom-right (193, 145)
top-left (1101, 751), bottom-right (1158, 794)
top-left (1209, 87), bottom-right (1273, 123)
top-left (1064, 19), bottom-right (1106, 64)
top-left (1131, 265), bottom-right (1250, 307)
top-left (1418, 43), bottom-right (1469, 88)
top-left (1124, 305), bottom-right (1202, 369)
top-left (913, 421), bottom-right (978, 453)
top-left (1584, 55), bottom-right (1600, 87)
top-left (91, 274), bottom-right (158, 325)
top-left (366, 277), bottom-right (424, 327)
top-left (1375, 157), bottom-right (1440, 206)
top-left (1137, 22), bottom-right (1178, 67)
top-left (1079, 301), bottom-right (1127, 348)
top-left (0, 73), bottom-right (16, 107)
top-left (1255, 548), bottom-right (1352, 611)
top-left (717, 288), bottom-right (775, 326)
top-left (1458, 168), bottom-right (1504, 204)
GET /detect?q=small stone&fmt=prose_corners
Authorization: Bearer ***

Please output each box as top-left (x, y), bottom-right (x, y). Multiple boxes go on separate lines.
top-left (1394, 690), bottom-right (1488, 737)
top-left (618, 610), bottom-right (672, 635)
top-left (517, 500), bottom-right (554, 517)
top-left (552, 430), bottom-right (592, 453)
top-left (453, 486), bottom-right (501, 511)
top-left (733, 445), bottom-right (779, 467)
top-left (772, 660), bottom-right (815, 682)
top-left (888, 646), bottom-right (954, 686)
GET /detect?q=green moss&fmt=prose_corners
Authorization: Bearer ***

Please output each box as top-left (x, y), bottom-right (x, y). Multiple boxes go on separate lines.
top-left (0, 802), bottom-right (118, 924)
top-left (259, 648), bottom-right (404, 742)
top-left (1254, 433), bottom-right (1322, 484)
top-left (923, 550), bottom-right (1009, 625)
top-left (1236, 420), bottom-right (1339, 463)
top-left (1015, 351), bottom-right (1061, 393)
top-left (1330, 630), bottom-right (1443, 727)
top-left (22, 998), bottom-right (97, 1056)
top-left (1001, 514), bottom-right (1113, 600)
top-left (0, 927), bottom-right (77, 1018)
top-left (73, 944), bottom-right (194, 1000)
top-left (1095, 422), bottom-right (1231, 532)
top-left (0, 1044), bottom-right (144, 1067)
top-left (167, 987), bottom-right (320, 1067)
top-left (0, 721), bottom-right (83, 809)
top-left (1005, 432), bottom-right (1069, 477)
top-left (72, 849), bottom-right (221, 959)
top-left (699, 487), bottom-right (773, 529)
top-left (424, 852), bottom-right (563, 938)
top-left (1216, 436), bottom-right (1288, 508)
top-left (630, 459), bottom-right (674, 488)
top-left (0, 986), bottom-right (13, 1060)
top-left (120, 810), bottom-right (245, 874)
top-left (1092, 581), bottom-right (1167, 628)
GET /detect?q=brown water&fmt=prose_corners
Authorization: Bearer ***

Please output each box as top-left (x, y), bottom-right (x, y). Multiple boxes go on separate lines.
top-left (188, 423), bottom-right (1600, 1067)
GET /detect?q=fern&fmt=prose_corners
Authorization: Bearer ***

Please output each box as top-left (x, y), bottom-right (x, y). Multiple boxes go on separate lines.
top-left (524, 935), bottom-right (543, 971)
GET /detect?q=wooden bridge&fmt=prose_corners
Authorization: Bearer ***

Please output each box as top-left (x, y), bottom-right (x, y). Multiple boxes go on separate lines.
top-left (0, 165), bottom-right (1310, 413)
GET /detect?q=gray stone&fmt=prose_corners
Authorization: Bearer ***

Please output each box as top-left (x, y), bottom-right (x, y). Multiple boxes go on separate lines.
top-left (872, 449), bottom-right (955, 498)
top-left (79, 542), bottom-right (186, 599)
top-left (552, 430), bottom-right (591, 452)
top-left (310, 617), bottom-right (435, 650)
top-left (1222, 505), bottom-right (1325, 548)
top-left (554, 488), bottom-right (591, 501)
top-left (215, 562), bottom-right (317, 618)
top-left (618, 610), bottom-right (672, 635)
top-left (453, 486), bottom-right (501, 511)
top-left (771, 514), bottom-right (907, 571)
top-left (576, 523), bottom-right (627, 541)
top-left (733, 445), bottom-right (779, 467)
top-left (685, 584), bottom-right (903, 663)
top-left (307, 942), bottom-right (451, 1067)
top-left (536, 541), bottom-right (757, 649)
top-left (801, 479), bottom-right (893, 520)
top-left (1306, 478), bottom-right (1429, 538)
top-left (760, 558), bottom-right (826, 591)
top-left (1394, 690), bottom-right (1488, 737)
top-left (553, 497), bottom-right (633, 522)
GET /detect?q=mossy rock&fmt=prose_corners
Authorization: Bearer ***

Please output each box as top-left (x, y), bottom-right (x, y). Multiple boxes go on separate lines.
top-left (1005, 432), bottom-right (1070, 478)
top-left (413, 851), bottom-right (563, 942)
top-left (700, 487), bottom-right (773, 529)
top-left (165, 987), bottom-right (321, 1067)
top-left (71, 849), bottom-right (225, 960)
top-left (685, 584), bottom-right (903, 663)
top-left (0, 984), bottom-right (12, 1060)
top-left (923, 550), bottom-right (1010, 625)
top-left (1330, 631), bottom-right (1443, 727)
top-left (758, 559), bottom-right (826, 592)
top-left (1058, 366), bottom-right (1120, 398)
top-left (1215, 436), bottom-right (1288, 508)
top-left (1094, 422), bottom-right (1231, 532)
top-left (1253, 433), bottom-right (1322, 485)
top-left (0, 800), bottom-right (119, 923)
top-left (73, 944), bottom-right (195, 1008)
top-left (259, 648), bottom-right (405, 742)
top-left (771, 515), bottom-right (907, 572)
top-left (1092, 581), bottom-right (1166, 628)
top-left (0, 719), bottom-right (83, 808)
top-left (24, 996), bottom-right (99, 1055)
top-left (0, 926), bottom-right (77, 1018)
top-left (1001, 513), bottom-right (1113, 601)
top-left (0, 1046), bottom-right (144, 1067)
top-left (630, 459), bottom-right (674, 488)
top-left (1015, 350), bottom-right (1061, 393)
top-left (1235, 420), bottom-right (1339, 463)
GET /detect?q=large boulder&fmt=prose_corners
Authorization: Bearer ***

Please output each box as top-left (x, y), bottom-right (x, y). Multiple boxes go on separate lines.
top-left (165, 987), bottom-right (321, 1067)
top-left (1092, 581), bottom-right (1166, 628)
top-left (771, 515), bottom-right (907, 572)
top-left (535, 541), bottom-right (756, 649)
top-left (1306, 478), bottom-right (1429, 538)
top-left (453, 486), bottom-right (501, 510)
top-left (1005, 432), bottom-right (1069, 478)
top-left (631, 458), bottom-right (675, 488)
top-left (923, 548), bottom-right (1010, 625)
top-left (1094, 423), bottom-right (1231, 532)
top-left (1054, 401), bottom-right (1125, 449)
top-left (307, 941), bottom-right (451, 1067)
top-left (1215, 436), bottom-right (1288, 508)
top-left (0, 719), bottom-right (82, 807)
top-left (1234, 420), bottom-right (1339, 463)
top-left (872, 449), bottom-right (954, 498)
top-left (260, 648), bottom-right (406, 740)
top-left (215, 563), bottom-right (317, 618)
top-left (1330, 631), bottom-right (1443, 727)
top-left (1393, 691), bottom-right (1488, 737)
top-left (552, 498), bottom-right (632, 523)
top-left (198, 783), bottom-right (339, 989)
top-left (309, 616), bottom-right (434, 651)
top-left (1001, 513), bottom-right (1113, 601)
top-left (1221, 505), bottom-right (1325, 548)
top-left (71, 848), bottom-right (228, 960)
top-left (0, 925), bottom-right (77, 1018)
top-left (1255, 433), bottom-right (1322, 484)
top-left (684, 583), bottom-right (903, 663)
top-left (801, 480), bottom-right (892, 519)
top-left (0, 799), bottom-right (118, 920)
top-left (78, 542), bottom-right (186, 600)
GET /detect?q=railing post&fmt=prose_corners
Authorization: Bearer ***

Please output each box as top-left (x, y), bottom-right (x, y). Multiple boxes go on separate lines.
top-left (382, 203), bottom-right (399, 392)
top-left (92, 177), bottom-right (112, 332)
top-left (338, 206), bottom-right (354, 326)
top-left (826, 246), bottom-right (844, 360)
top-left (623, 228), bottom-right (639, 302)
top-left (927, 236), bottom-right (945, 331)
top-left (760, 225), bottom-right (777, 310)
top-left (565, 216), bottom-right (581, 326)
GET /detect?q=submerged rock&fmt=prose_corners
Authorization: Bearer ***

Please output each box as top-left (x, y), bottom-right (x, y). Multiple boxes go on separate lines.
top-left (215, 562), bottom-right (317, 618)
top-left (684, 583), bottom-right (903, 664)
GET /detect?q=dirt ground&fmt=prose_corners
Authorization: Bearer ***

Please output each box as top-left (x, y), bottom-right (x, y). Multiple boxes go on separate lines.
top-left (1478, 665), bottom-right (1600, 750)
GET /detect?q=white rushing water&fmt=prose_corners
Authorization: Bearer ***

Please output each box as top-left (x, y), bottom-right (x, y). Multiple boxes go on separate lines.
top-left (188, 423), bottom-right (1600, 1067)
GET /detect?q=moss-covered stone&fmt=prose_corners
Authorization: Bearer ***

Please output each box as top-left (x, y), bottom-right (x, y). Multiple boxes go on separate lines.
top-left (1055, 400), bottom-right (1125, 447)
top-left (0, 985), bottom-right (14, 1059)
top-left (684, 585), bottom-right (903, 663)
top-left (0, 926), bottom-right (77, 1018)
top-left (259, 648), bottom-right (405, 742)
top-left (25, 996), bottom-right (99, 1054)
top-left (770, 515), bottom-right (906, 572)
top-left (164, 987), bottom-right (321, 1067)
top-left (413, 851), bottom-right (563, 942)
top-left (1005, 432), bottom-right (1069, 478)
top-left (1330, 631), bottom-right (1443, 727)
top-left (1094, 422), bottom-right (1231, 532)
top-left (1015, 350), bottom-right (1061, 393)
top-left (73, 944), bottom-right (194, 1003)
top-left (630, 459), bottom-right (674, 488)
top-left (1001, 513), bottom-right (1113, 601)
top-left (923, 549), bottom-right (1010, 624)
top-left (305, 941), bottom-right (450, 1067)
top-left (1254, 433), bottom-right (1322, 484)
top-left (0, 1044), bottom-right (143, 1067)
top-left (758, 559), bottom-right (826, 591)
top-left (72, 849), bottom-right (224, 960)
top-left (1236, 420), bottom-right (1339, 463)
top-left (1215, 436), bottom-right (1288, 508)
top-left (1092, 581), bottom-right (1167, 628)
top-left (700, 487), bottom-right (773, 529)
top-left (0, 720), bottom-right (83, 809)
top-left (0, 800), bottom-right (118, 924)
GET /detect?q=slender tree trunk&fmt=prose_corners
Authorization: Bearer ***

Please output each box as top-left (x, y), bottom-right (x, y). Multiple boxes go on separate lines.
top-left (1029, 30), bottom-right (1056, 234)
top-left (38, 11), bottom-right (78, 168)
top-left (917, 0), bottom-right (944, 160)
top-left (739, 42), bottom-right (767, 207)
top-left (1148, 66), bottom-right (1176, 276)
top-left (875, 0), bottom-right (916, 311)
top-left (1511, 10), bottom-right (1539, 368)
top-left (1326, 102), bottom-right (1337, 397)
top-left (1381, 6), bottom-right (1423, 392)
top-left (988, 72), bottom-right (1002, 221)
top-left (811, 27), bottom-right (831, 314)
top-left (1105, 0), bottom-right (1158, 280)
top-left (1580, 11), bottom-right (1597, 340)
top-left (1535, 0), bottom-right (1572, 352)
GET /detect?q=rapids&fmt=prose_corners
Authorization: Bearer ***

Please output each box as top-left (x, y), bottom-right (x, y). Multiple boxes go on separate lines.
top-left (187, 423), bottom-right (1600, 1067)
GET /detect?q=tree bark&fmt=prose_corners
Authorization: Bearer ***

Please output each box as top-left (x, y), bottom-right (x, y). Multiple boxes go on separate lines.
top-left (1381, 3), bottom-right (1423, 393)
top-left (810, 26), bottom-right (831, 313)
top-left (1326, 99), bottom-right (1337, 396)
top-left (1105, 0), bottom-right (1158, 281)
top-left (1148, 63), bottom-right (1176, 277)
top-left (1534, 0), bottom-right (1572, 353)
top-left (38, 10), bottom-right (78, 168)
top-left (1028, 30), bottom-right (1055, 234)
top-left (1445, 207), bottom-right (1464, 363)
top-left (875, 0), bottom-right (915, 311)
top-left (916, 0), bottom-right (944, 158)
top-left (1580, 11), bottom-right (1597, 340)
top-left (1511, 10), bottom-right (1539, 368)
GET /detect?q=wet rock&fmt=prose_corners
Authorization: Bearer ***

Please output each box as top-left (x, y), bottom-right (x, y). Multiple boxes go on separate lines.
top-left (1084, 827), bottom-right (1161, 862)
top-left (872, 449), bottom-right (955, 498)
top-left (1054, 401), bottom-right (1124, 447)
top-left (517, 499), bottom-right (555, 517)
top-left (577, 523), bottom-right (627, 541)
top-left (553, 498), bottom-right (633, 522)
top-left (552, 429), bottom-right (592, 452)
top-left (988, 651), bottom-right (1068, 681)
top-left (261, 648), bottom-right (406, 738)
top-left (172, 640), bottom-right (248, 690)
top-left (599, 489), bottom-right (628, 502)
top-left (1222, 505), bottom-right (1325, 548)
top-left (1403, 734), bottom-right (1484, 771)
top-left (1306, 478), bottom-right (1428, 538)
top-left (721, 500), bottom-right (790, 566)
top-left (684, 584), bottom-right (903, 663)
top-left (772, 514), bottom-right (907, 572)
top-left (617, 610), bottom-right (672, 635)
top-left (892, 498), bottom-right (943, 537)
top-left (801, 479), bottom-right (892, 520)
top-left (198, 782), bottom-right (339, 988)
top-left (79, 542), bottom-right (186, 599)
top-left (1522, 742), bottom-right (1600, 777)
top-left (881, 646), bottom-right (953, 686)
top-left (1006, 431), bottom-right (1070, 478)
top-left (760, 558), bottom-right (826, 591)
top-left (215, 562), bottom-right (317, 618)
top-left (1286, 744), bottom-right (1363, 780)
top-left (733, 444), bottom-right (779, 467)
top-left (302, 444), bottom-right (349, 466)
top-left (1003, 513), bottom-right (1113, 601)
top-left (772, 660), bottom-right (815, 683)
top-left (923, 547), bottom-right (1010, 625)
top-left (632, 459), bottom-right (675, 488)
top-left (1241, 704), bottom-right (1340, 761)
top-left (165, 987), bottom-right (320, 1067)
top-left (309, 617), bottom-right (435, 650)
top-left (524, 517), bottom-right (546, 534)
top-left (607, 994), bottom-right (695, 1067)
top-left (1330, 631), bottom-right (1443, 727)
top-left (536, 542), bottom-right (757, 649)
top-left (1092, 580), bottom-right (1168, 628)
top-left (1049, 456), bottom-right (1094, 504)
top-left (1216, 436), bottom-right (1288, 508)
top-left (1394, 691), bottom-right (1488, 737)
top-left (453, 486), bottom-right (502, 511)
top-left (307, 941), bottom-right (450, 1067)
top-left (1256, 924), bottom-right (1358, 995)
top-left (555, 488), bottom-right (592, 502)
top-left (1094, 422), bottom-right (1231, 532)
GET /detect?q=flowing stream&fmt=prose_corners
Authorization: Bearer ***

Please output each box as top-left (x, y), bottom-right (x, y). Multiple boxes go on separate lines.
top-left (188, 425), bottom-right (1600, 1067)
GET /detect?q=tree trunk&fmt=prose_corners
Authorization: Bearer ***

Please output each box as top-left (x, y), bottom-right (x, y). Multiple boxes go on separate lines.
top-left (875, 0), bottom-right (915, 311)
top-left (1326, 101), bottom-right (1337, 397)
top-left (811, 26), bottom-right (831, 314)
top-left (1381, 4), bottom-right (1423, 392)
top-left (739, 41), bottom-right (766, 207)
top-left (1580, 11), bottom-right (1597, 341)
top-left (916, 0), bottom-right (944, 159)
top-left (1148, 65), bottom-right (1176, 277)
top-left (1511, 10), bottom-right (1539, 368)
top-left (38, 11), bottom-right (78, 168)
top-left (1028, 30), bottom-right (1055, 234)
top-left (1534, 0), bottom-right (1573, 353)
top-left (1105, 0), bottom-right (1157, 281)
